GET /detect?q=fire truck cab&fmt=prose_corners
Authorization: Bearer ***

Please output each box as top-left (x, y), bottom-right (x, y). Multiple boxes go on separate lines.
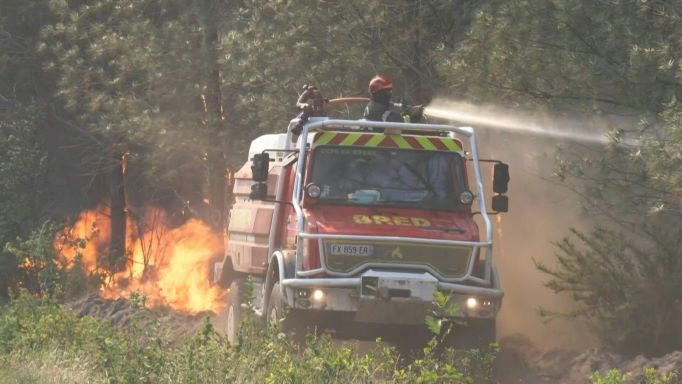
top-left (215, 116), bottom-right (509, 347)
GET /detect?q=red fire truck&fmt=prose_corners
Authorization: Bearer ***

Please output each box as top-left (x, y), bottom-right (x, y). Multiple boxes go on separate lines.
top-left (214, 112), bottom-right (509, 347)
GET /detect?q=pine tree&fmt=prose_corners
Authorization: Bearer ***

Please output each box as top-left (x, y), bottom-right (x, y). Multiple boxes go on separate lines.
top-left (443, 0), bottom-right (682, 354)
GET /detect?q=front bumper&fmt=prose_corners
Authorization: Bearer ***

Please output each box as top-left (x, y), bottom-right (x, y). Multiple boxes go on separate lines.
top-left (281, 269), bottom-right (503, 325)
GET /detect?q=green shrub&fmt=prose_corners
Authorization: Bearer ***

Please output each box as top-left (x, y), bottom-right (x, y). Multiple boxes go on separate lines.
top-left (590, 368), bottom-right (677, 384)
top-left (4, 221), bottom-right (64, 297)
top-left (3, 221), bottom-right (102, 300)
top-left (0, 289), bottom-right (500, 383)
top-left (537, 226), bottom-right (682, 355)
top-left (6, 289), bottom-right (672, 384)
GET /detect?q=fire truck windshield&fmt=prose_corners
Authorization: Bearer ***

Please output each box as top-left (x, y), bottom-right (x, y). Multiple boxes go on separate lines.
top-left (310, 146), bottom-right (467, 211)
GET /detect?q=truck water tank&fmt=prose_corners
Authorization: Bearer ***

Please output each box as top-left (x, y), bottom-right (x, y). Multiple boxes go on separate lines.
top-left (248, 134), bottom-right (289, 162)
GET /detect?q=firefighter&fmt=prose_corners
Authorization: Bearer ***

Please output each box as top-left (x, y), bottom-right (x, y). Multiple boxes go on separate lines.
top-left (292, 84), bottom-right (326, 136)
top-left (362, 75), bottom-right (424, 123)
top-left (296, 84), bottom-right (325, 116)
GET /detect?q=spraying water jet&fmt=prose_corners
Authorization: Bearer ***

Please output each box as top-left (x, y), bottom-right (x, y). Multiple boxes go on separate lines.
top-left (424, 100), bottom-right (636, 146)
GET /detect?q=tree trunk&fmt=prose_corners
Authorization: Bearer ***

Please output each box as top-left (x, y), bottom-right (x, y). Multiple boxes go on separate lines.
top-left (198, 0), bottom-right (226, 232)
top-left (107, 153), bottom-right (126, 272)
top-left (405, 0), bottom-right (432, 104)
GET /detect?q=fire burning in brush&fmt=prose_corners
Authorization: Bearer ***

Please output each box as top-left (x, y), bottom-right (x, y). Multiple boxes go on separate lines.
top-left (54, 204), bottom-right (226, 314)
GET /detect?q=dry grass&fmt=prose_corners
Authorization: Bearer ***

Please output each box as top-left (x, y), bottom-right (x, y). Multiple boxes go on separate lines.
top-left (0, 349), bottom-right (104, 384)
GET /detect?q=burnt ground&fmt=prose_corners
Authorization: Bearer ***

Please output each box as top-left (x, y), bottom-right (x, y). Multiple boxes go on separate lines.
top-left (67, 292), bottom-right (213, 340)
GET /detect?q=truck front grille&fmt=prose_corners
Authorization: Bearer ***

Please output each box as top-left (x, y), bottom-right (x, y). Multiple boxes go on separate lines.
top-left (322, 240), bottom-right (473, 278)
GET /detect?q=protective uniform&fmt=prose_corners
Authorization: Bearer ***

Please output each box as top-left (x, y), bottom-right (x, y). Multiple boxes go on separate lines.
top-left (363, 97), bottom-right (405, 122)
top-left (363, 75), bottom-right (404, 122)
top-left (292, 84), bottom-right (326, 136)
top-left (363, 75), bottom-right (424, 123)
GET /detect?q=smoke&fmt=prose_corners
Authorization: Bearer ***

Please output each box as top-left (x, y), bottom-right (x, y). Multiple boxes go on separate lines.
top-left (423, 99), bottom-right (636, 348)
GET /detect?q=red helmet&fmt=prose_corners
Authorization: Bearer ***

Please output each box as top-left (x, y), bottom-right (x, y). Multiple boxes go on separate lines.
top-left (368, 75), bottom-right (393, 93)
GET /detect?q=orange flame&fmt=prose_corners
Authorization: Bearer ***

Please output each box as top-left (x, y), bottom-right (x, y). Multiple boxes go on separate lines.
top-left (55, 205), bottom-right (226, 314)
top-left (54, 205), bottom-right (110, 272)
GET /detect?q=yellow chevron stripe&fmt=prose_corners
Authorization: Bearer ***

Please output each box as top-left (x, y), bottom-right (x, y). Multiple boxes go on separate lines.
top-left (390, 135), bottom-right (411, 149)
top-left (315, 132), bottom-right (336, 145)
top-left (414, 136), bottom-right (437, 150)
top-left (365, 134), bottom-right (385, 147)
top-left (340, 133), bottom-right (362, 145)
top-left (314, 132), bottom-right (463, 152)
top-left (440, 138), bottom-right (462, 152)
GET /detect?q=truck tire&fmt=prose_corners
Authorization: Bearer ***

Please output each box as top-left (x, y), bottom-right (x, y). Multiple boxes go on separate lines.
top-left (267, 281), bottom-right (288, 328)
top-left (267, 281), bottom-right (307, 339)
top-left (226, 278), bottom-right (245, 345)
top-left (214, 258), bottom-right (235, 288)
top-left (446, 318), bottom-right (496, 350)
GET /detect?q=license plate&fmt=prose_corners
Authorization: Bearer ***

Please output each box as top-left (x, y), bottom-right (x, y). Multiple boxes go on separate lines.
top-left (329, 244), bottom-right (374, 256)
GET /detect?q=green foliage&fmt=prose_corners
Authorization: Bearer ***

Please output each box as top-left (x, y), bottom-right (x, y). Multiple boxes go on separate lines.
top-left (39, 0), bottom-right (226, 220)
top-left (0, 106), bottom-right (49, 299)
top-left (536, 224), bottom-right (682, 354)
top-left (590, 368), bottom-right (677, 384)
top-left (0, 0), bottom-right (52, 102)
top-left (0, 289), bottom-right (501, 384)
top-left (0, 291), bottom-right (107, 356)
top-left (0, 106), bottom-right (48, 247)
top-left (444, 0), bottom-right (682, 355)
top-left (3, 220), bottom-right (102, 299)
top-left (0, 279), bottom-right (672, 384)
top-left (443, 0), bottom-right (681, 112)
top-left (217, 0), bottom-right (483, 167)
top-left (425, 290), bottom-right (461, 340)
top-left (641, 368), bottom-right (678, 384)
top-left (638, 99), bottom-right (682, 210)
top-left (128, 290), bottom-right (148, 310)
top-left (590, 369), bottom-right (632, 384)
top-left (41, 0), bottom-right (184, 139)
top-left (4, 221), bottom-right (64, 297)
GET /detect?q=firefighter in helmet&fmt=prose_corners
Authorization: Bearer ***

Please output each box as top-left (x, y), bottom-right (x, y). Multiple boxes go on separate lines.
top-left (363, 75), bottom-right (424, 123)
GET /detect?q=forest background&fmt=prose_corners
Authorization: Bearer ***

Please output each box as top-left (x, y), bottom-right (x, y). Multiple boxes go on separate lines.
top-left (1, 0), bottom-right (682, 359)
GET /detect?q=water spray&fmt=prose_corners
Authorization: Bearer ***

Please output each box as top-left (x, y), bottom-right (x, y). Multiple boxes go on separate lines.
top-left (424, 100), bottom-right (637, 146)
top-left (327, 97), bottom-right (633, 146)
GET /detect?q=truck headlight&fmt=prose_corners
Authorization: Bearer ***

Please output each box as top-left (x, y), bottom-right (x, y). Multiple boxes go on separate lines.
top-left (466, 297), bottom-right (478, 309)
top-left (312, 289), bottom-right (325, 302)
top-left (460, 191), bottom-right (474, 205)
top-left (306, 183), bottom-right (322, 198)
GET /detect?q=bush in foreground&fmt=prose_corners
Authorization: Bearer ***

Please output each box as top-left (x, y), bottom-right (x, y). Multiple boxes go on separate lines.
top-left (0, 291), bottom-right (497, 383)
top-left (0, 291), bottom-right (676, 384)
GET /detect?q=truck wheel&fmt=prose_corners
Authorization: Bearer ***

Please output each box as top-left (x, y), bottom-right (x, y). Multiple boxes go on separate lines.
top-left (226, 278), bottom-right (245, 345)
top-left (267, 281), bottom-right (306, 339)
top-left (267, 281), bottom-right (288, 328)
top-left (446, 319), bottom-right (496, 350)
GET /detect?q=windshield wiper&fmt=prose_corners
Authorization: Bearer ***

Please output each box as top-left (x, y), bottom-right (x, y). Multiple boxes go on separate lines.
top-left (401, 162), bottom-right (438, 197)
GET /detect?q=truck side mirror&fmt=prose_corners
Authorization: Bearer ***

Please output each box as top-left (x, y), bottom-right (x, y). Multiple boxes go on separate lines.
top-left (492, 195), bottom-right (508, 213)
top-left (251, 153), bottom-right (270, 182)
top-left (250, 182), bottom-right (267, 200)
top-left (493, 163), bottom-right (510, 194)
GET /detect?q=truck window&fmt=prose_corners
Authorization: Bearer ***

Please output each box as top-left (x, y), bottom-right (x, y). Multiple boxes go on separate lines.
top-left (310, 146), bottom-right (466, 211)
